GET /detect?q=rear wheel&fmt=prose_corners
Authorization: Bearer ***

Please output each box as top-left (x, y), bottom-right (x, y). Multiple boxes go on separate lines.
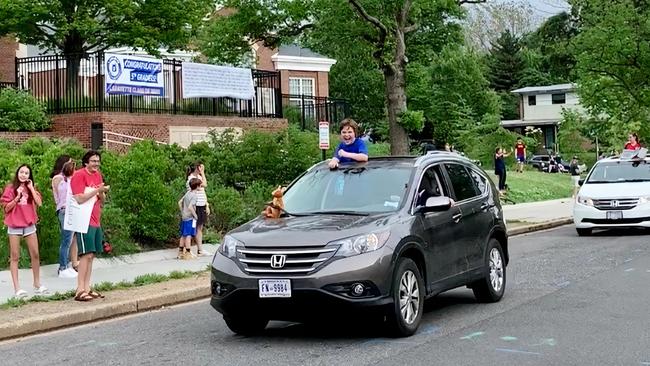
top-left (576, 228), bottom-right (592, 236)
top-left (223, 315), bottom-right (269, 336)
top-left (386, 257), bottom-right (424, 337)
top-left (472, 239), bottom-right (506, 303)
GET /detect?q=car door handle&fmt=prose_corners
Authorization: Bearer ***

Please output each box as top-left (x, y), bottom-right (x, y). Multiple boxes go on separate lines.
top-left (452, 213), bottom-right (462, 223)
top-left (480, 202), bottom-right (491, 211)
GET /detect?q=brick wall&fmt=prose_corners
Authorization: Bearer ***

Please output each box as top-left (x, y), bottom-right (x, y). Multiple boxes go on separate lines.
top-left (254, 42), bottom-right (276, 71)
top-left (0, 131), bottom-right (57, 144)
top-left (49, 112), bottom-right (288, 149)
top-left (0, 36), bottom-right (17, 82)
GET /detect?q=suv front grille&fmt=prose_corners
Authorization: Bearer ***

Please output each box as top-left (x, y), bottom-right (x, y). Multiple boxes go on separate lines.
top-left (237, 246), bottom-right (338, 275)
top-left (593, 198), bottom-right (638, 211)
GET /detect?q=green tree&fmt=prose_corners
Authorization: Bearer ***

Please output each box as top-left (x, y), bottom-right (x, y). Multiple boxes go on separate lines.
top-left (199, 0), bottom-right (486, 155)
top-left (522, 11), bottom-right (578, 83)
top-left (0, 0), bottom-right (212, 87)
top-left (570, 0), bottom-right (650, 142)
top-left (486, 30), bottom-right (525, 120)
top-left (409, 46), bottom-right (500, 145)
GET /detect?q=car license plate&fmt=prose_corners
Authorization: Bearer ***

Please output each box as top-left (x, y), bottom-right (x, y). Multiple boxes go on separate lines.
top-left (259, 279), bottom-right (291, 298)
top-left (607, 211), bottom-right (623, 220)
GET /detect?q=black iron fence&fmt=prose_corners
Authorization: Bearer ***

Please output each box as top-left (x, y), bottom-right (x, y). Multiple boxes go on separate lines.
top-left (281, 94), bottom-right (351, 131)
top-left (8, 52), bottom-right (283, 118)
top-left (0, 81), bottom-right (14, 89)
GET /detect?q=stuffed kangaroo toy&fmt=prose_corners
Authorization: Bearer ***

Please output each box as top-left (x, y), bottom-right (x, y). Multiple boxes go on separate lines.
top-left (262, 186), bottom-right (285, 219)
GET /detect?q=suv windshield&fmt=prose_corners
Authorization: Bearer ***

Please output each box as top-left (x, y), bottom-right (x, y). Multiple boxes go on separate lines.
top-left (283, 166), bottom-right (412, 214)
top-left (586, 160), bottom-right (650, 183)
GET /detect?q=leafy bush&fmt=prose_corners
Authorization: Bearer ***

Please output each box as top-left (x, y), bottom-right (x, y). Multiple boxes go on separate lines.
top-left (0, 88), bottom-right (51, 131)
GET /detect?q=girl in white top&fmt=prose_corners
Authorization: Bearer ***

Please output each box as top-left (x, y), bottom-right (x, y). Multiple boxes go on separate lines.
top-left (186, 162), bottom-right (211, 257)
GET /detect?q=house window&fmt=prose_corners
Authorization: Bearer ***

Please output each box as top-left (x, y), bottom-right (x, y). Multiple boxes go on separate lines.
top-left (289, 77), bottom-right (316, 120)
top-left (551, 93), bottom-right (566, 104)
top-left (528, 95), bottom-right (536, 106)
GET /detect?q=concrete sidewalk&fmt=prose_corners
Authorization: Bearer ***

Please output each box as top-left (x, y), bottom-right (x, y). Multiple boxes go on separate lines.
top-left (0, 198), bottom-right (574, 340)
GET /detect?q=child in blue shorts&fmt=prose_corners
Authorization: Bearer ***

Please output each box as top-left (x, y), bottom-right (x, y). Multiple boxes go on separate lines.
top-left (178, 178), bottom-right (201, 259)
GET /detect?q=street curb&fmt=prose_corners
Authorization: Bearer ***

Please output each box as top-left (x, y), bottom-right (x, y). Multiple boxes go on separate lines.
top-left (0, 219), bottom-right (572, 341)
top-left (0, 284), bottom-right (211, 341)
top-left (507, 218), bottom-right (573, 236)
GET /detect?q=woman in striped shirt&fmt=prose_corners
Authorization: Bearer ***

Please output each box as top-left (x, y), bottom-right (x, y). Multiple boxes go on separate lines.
top-left (186, 162), bottom-right (211, 257)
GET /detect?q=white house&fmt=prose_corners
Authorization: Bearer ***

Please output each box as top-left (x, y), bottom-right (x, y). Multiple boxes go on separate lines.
top-left (501, 83), bottom-right (583, 152)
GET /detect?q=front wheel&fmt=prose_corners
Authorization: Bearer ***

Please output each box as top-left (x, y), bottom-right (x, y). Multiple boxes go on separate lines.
top-left (472, 239), bottom-right (506, 303)
top-left (386, 257), bottom-right (424, 337)
top-left (223, 315), bottom-right (269, 336)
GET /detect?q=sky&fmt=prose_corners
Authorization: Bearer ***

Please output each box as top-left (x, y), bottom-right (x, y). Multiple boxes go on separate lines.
top-left (518, 0), bottom-right (571, 17)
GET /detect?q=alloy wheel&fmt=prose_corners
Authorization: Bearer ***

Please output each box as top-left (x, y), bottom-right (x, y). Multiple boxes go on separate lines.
top-left (489, 247), bottom-right (504, 292)
top-left (399, 270), bottom-right (420, 324)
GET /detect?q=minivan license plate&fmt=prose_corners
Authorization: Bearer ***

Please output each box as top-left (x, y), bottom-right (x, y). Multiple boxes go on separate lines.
top-left (607, 211), bottom-right (623, 220)
top-left (259, 279), bottom-right (291, 298)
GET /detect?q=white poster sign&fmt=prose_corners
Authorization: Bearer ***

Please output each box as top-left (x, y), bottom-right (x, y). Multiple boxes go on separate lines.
top-left (105, 53), bottom-right (164, 96)
top-left (63, 187), bottom-right (97, 234)
top-left (319, 121), bottom-right (330, 149)
top-left (182, 62), bottom-right (255, 100)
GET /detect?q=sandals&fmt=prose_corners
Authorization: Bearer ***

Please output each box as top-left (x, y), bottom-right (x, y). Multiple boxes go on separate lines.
top-left (88, 290), bottom-right (104, 299)
top-left (74, 291), bottom-right (94, 302)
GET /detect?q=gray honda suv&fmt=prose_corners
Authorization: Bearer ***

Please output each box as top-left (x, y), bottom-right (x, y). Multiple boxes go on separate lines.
top-left (211, 152), bottom-right (508, 337)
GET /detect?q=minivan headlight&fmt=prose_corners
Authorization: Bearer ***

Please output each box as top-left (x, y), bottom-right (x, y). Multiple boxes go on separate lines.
top-left (331, 231), bottom-right (391, 257)
top-left (218, 235), bottom-right (242, 258)
top-left (576, 196), bottom-right (594, 206)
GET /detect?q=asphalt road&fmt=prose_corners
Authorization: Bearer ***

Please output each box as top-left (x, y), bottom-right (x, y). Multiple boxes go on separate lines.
top-left (2, 226), bottom-right (649, 366)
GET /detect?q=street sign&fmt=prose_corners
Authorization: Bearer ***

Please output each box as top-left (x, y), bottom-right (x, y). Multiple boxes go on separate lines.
top-left (319, 121), bottom-right (330, 149)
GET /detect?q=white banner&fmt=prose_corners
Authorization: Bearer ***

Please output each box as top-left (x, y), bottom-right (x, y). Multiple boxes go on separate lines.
top-left (63, 187), bottom-right (97, 234)
top-left (104, 53), bottom-right (164, 96)
top-left (182, 62), bottom-right (255, 100)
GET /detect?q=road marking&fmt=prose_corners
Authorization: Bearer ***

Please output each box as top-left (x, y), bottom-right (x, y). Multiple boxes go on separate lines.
top-left (500, 336), bottom-right (518, 341)
top-left (531, 338), bottom-right (557, 346)
top-left (460, 331), bottom-right (484, 340)
top-left (555, 281), bottom-right (570, 288)
top-left (496, 348), bottom-right (542, 356)
top-left (418, 324), bottom-right (440, 336)
top-left (68, 340), bottom-right (96, 348)
top-left (625, 268), bottom-right (635, 272)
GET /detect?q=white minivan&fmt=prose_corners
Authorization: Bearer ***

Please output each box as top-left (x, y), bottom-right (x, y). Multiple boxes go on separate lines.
top-left (574, 153), bottom-right (650, 236)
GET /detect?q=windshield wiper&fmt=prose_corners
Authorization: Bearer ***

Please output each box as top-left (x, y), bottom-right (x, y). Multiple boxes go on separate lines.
top-left (279, 210), bottom-right (314, 217)
top-left (586, 180), bottom-right (613, 184)
top-left (303, 210), bottom-right (369, 216)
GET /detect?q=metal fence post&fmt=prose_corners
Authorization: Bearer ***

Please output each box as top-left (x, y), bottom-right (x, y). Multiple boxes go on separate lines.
top-left (172, 59), bottom-right (178, 114)
top-left (97, 52), bottom-right (104, 112)
top-left (55, 57), bottom-right (61, 114)
top-left (301, 94), bottom-right (306, 131)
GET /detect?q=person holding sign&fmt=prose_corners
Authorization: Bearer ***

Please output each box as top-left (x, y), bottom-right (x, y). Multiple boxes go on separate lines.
top-left (70, 151), bottom-right (110, 302)
top-left (1, 164), bottom-right (47, 298)
top-left (328, 118), bottom-right (369, 169)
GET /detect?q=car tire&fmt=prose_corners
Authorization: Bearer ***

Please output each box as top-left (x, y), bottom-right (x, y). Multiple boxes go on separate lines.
top-left (472, 239), bottom-right (506, 303)
top-left (576, 228), bottom-right (592, 236)
top-left (223, 315), bottom-right (269, 336)
top-left (386, 257), bottom-right (424, 337)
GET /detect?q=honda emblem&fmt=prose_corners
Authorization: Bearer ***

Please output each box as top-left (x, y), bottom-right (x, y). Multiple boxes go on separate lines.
top-left (611, 200), bottom-right (619, 208)
top-left (270, 254), bottom-right (286, 269)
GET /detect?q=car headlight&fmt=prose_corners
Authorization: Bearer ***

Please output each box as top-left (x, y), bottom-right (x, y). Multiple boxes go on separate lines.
top-left (331, 231), bottom-right (391, 257)
top-left (576, 196), bottom-right (594, 206)
top-left (218, 235), bottom-right (242, 258)
top-left (638, 196), bottom-right (650, 204)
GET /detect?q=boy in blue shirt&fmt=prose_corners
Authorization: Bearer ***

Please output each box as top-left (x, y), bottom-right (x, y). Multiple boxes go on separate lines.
top-left (328, 118), bottom-right (369, 169)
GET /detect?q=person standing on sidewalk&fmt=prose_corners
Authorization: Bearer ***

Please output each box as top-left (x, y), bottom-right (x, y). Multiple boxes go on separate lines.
top-left (1, 164), bottom-right (47, 298)
top-left (186, 162), bottom-right (211, 257)
top-left (178, 178), bottom-right (200, 260)
top-left (494, 147), bottom-right (510, 195)
top-left (569, 156), bottom-right (581, 197)
top-left (51, 155), bottom-right (78, 279)
top-left (514, 138), bottom-right (526, 173)
top-left (71, 150), bottom-right (109, 302)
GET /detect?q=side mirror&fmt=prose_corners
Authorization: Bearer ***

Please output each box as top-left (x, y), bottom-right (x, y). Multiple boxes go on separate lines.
top-left (418, 196), bottom-right (452, 213)
top-left (578, 179), bottom-right (584, 186)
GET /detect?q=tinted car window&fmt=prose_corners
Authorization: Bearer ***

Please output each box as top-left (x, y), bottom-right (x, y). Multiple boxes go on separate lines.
top-left (283, 166), bottom-right (412, 214)
top-left (444, 164), bottom-right (479, 201)
top-left (416, 165), bottom-right (447, 206)
top-left (468, 169), bottom-right (488, 195)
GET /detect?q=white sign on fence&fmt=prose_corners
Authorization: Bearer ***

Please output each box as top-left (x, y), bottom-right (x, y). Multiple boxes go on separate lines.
top-left (319, 121), bottom-right (330, 149)
top-left (104, 53), bottom-right (164, 96)
top-left (181, 62), bottom-right (255, 100)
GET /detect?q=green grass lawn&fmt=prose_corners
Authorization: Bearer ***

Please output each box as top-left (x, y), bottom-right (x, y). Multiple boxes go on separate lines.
top-left (487, 169), bottom-right (575, 204)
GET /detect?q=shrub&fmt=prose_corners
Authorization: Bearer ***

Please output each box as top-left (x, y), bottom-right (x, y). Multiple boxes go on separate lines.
top-left (0, 88), bottom-right (50, 131)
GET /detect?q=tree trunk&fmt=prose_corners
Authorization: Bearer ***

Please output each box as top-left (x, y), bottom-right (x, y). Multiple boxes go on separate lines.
top-left (63, 32), bottom-right (85, 101)
top-left (385, 27), bottom-right (409, 155)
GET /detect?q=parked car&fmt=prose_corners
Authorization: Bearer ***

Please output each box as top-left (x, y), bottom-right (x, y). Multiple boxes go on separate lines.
top-left (574, 154), bottom-right (650, 236)
top-left (210, 152), bottom-right (509, 337)
top-left (527, 154), bottom-right (586, 173)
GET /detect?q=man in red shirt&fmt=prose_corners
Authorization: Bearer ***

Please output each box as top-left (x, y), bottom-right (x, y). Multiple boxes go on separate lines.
top-left (514, 138), bottom-right (527, 173)
top-left (70, 150), bottom-right (110, 301)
